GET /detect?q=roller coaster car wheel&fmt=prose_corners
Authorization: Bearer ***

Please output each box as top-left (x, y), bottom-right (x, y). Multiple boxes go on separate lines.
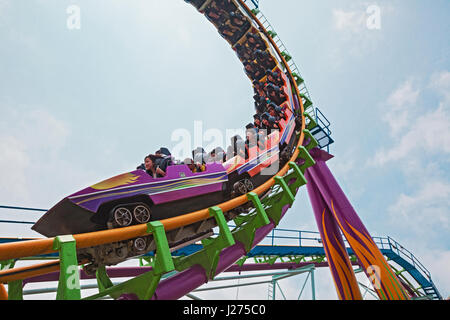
top-left (233, 178), bottom-right (254, 196)
top-left (133, 205), bottom-right (151, 224)
top-left (233, 181), bottom-right (248, 195)
top-left (133, 237), bottom-right (147, 252)
top-left (244, 179), bottom-right (254, 192)
top-left (113, 207), bottom-right (133, 227)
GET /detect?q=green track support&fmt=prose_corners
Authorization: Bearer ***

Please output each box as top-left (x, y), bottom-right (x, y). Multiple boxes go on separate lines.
top-left (292, 72), bottom-right (304, 86)
top-left (264, 256), bottom-right (278, 265)
top-left (300, 94), bottom-right (313, 110)
top-left (267, 30), bottom-right (277, 38)
top-left (288, 256), bottom-right (304, 264)
top-left (257, 152), bottom-right (313, 227)
top-left (236, 257), bottom-right (247, 267)
top-left (139, 256), bottom-right (153, 267)
top-left (2, 259), bottom-right (20, 300)
top-left (147, 221), bottom-right (176, 274)
top-left (53, 235), bottom-right (81, 300)
top-left (301, 130), bottom-right (319, 152)
top-left (7, 280), bottom-right (23, 300)
top-left (274, 176), bottom-right (295, 205)
top-left (233, 193), bottom-right (271, 253)
top-left (281, 51), bottom-right (292, 62)
top-left (284, 162), bottom-right (308, 193)
top-left (304, 112), bottom-right (318, 131)
top-left (96, 265), bottom-right (114, 294)
top-left (84, 221), bottom-right (174, 300)
top-left (174, 207), bottom-right (235, 280)
top-left (247, 192), bottom-right (271, 226)
top-left (297, 146), bottom-right (316, 173)
top-left (264, 188), bottom-right (293, 227)
top-left (1, 259), bottom-right (15, 271)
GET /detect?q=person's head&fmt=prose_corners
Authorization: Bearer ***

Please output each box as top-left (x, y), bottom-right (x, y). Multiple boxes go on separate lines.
top-left (275, 105), bottom-right (283, 114)
top-left (231, 135), bottom-right (243, 145)
top-left (261, 112), bottom-right (270, 126)
top-left (268, 116), bottom-right (277, 125)
top-left (194, 153), bottom-right (205, 165)
top-left (246, 127), bottom-right (257, 141)
top-left (254, 115), bottom-right (261, 126)
top-left (244, 63), bottom-right (252, 72)
top-left (269, 108), bottom-right (276, 117)
top-left (157, 147), bottom-right (171, 156)
top-left (268, 102), bottom-right (278, 113)
top-left (144, 155), bottom-right (155, 171)
top-left (184, 158), bottom-right (195, 171)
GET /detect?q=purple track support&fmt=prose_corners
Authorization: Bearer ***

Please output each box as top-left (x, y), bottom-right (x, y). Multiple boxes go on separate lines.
top-left (306, 148), bottom-right (410, 300)
top-left (306, 171), bottom-right (362, 300)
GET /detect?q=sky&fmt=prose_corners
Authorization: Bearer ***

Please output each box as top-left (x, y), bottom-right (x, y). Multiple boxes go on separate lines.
top-left (0, 0), bottom-right (449, 300)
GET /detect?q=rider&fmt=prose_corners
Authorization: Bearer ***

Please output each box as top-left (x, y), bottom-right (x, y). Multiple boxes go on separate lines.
top-left (267, 70), bottom-right (284, 87)
top-left (244, 61), bottom-right (265, 81)
top-left (266, 83), bottom-right (287, 105)
top-left (255, 50), bottom-right (276, 70)
top-left (145, 155), bottom-right (166, 178)
top-left (184, 158), bottom-right (205, 173)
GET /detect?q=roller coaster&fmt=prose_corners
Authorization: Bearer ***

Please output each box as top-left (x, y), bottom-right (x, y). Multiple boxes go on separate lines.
top-left (0, 0), bottom-right (443, 301)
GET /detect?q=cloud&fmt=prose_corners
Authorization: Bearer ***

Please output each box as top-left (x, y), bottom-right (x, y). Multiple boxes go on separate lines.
top-left (372, 103), bottom-right (450, 166)
top-left (0, 135), bottom-right (30, 202)
top-left (0, 105), bottom-right (70, 203)
top-left (369, 73), bottom-right (450, 166)
top-left (430, 70), bottom-right (450, 103)
top-left (383, 79), bottom-right (421, 135)
top-left (388, 180), bottom-right (450, 233)
top-left (424, 250), bottom-right (450, 298)
top-left (387, 80), bottom-right (420, 109)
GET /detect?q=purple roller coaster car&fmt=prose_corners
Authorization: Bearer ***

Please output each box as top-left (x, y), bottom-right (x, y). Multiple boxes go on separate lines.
top-left (32, 163), bottom-right (228, 237)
